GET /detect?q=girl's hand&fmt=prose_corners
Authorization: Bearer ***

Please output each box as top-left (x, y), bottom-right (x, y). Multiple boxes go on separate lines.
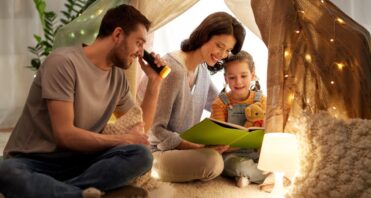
top-left (207, 145), bottom-right (230, 154)
top-left (177, 139), bottom-right (205, 150)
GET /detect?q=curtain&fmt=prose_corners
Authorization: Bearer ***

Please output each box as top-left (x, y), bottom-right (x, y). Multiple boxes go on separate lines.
top-left (0, 0), bottom-right (43, 130)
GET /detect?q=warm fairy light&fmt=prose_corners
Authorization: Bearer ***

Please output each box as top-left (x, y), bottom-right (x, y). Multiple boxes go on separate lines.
top-left (90, 14), bottom-right (95, 19)
top-left (299, 10), bottom-right (305, 14)
top-left (69, 32), bottom-right (75, 38)
top-left (321, 0), bottom-right (325, 3)
top-left (336, 62), bottom-right (345, 70)
top-left (288, 93), bottom-right (295, 104)
top-left (284, 49), bottom-right (291, 58)
top-left (151, 169), bottom-right (160, 179)
top-left (330, 81), bottom-right (335, 85)
top-left (332, 106), bottom-right (337, 110)
top-left (330, 38), bottom-right (334, 42)
top-left (284, 74), bottom-right (289, 78)
top-left (305, 54), bottom-right (312, 62)
top-left (80, 29), bottom-right (85, 35)
top-left (96, 9), bottom-right (104, 15)
top-left (295, 30), bottom-right (300, 34)
top-left (336, 18), bottom-right (345, 24)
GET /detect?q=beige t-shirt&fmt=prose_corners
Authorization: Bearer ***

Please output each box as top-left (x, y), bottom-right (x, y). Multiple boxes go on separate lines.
top-left (4, 45), bottom-right (134, 158)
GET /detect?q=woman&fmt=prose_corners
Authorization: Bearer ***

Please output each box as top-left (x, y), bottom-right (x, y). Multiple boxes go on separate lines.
top-left (138, 12), bottom-right (246, 182)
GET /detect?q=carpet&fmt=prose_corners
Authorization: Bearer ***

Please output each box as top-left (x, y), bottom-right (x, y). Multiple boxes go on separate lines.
top-left (104, 176), bottom-right (269, 198)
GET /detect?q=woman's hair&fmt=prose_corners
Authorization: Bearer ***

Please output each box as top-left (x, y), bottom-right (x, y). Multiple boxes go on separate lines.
top-left (97, 4), bottom-right (151, 38)
top-left (223, 50), bottom-right (261, 91)
top-left (181, 12), bottom-right (246, 74)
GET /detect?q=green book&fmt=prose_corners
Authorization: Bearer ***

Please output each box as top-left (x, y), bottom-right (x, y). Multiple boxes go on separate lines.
top-left (180, 118), bottom-right (264, 149)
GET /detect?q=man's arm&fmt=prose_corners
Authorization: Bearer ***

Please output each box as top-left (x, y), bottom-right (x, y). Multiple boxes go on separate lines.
top-left (47, 100), bottom-right (148, 152)
top-left (137, 52), bottom-right (164, 132)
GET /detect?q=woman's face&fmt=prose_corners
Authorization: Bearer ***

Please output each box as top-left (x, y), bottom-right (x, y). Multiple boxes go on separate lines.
top-left (200, 34), bottom-right (236, 66)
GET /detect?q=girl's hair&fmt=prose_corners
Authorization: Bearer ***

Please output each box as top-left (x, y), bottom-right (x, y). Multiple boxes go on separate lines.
top-left (181, 12), bottom-right (246, 74)
top-left (223, 50), bottom-right (261, 91)
top-left (97, 4), bottom-right (151, 38)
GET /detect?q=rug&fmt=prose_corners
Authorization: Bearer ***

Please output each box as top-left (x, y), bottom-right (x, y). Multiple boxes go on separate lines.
top-left (104, 176), bottom-right (269, 198)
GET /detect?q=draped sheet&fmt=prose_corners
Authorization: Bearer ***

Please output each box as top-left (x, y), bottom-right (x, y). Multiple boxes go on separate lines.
top-left (250, 0), bottom-right (371, 132)
top-left (53, 0), bottom-right (199, 96)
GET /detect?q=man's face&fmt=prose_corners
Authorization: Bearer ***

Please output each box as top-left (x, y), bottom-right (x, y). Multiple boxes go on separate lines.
top-left (111, 24), bottom-right (147, 69)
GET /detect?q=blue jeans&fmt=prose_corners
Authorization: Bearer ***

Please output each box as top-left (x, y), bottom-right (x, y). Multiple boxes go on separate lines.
top-left (0, 144), bottom-right (153, 198)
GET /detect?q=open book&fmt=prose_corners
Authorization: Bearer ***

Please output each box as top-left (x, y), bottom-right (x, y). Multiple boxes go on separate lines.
top-left (180, 118), bottom-right (264, 149)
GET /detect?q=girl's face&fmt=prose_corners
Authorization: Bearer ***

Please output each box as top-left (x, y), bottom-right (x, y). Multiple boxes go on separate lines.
top-left (224, 61), bottom-right (255, 100)
top-left (200, 34), bottom-right (236, 66)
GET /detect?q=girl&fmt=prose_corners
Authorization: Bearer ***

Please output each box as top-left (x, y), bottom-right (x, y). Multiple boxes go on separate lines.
top-left (211, 51), bottom-right (267, 187)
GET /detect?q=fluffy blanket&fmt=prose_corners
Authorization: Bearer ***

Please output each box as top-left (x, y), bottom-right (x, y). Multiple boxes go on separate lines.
top-left (287, 112), bottom-right (371, 198)
top-left (102, 105), bottom-right (162, 191)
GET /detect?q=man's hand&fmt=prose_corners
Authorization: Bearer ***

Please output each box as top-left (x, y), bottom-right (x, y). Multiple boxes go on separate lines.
top-left (123, 122), bottom-right (149, 145)
top-left (138, 51), bottom-right (166, 81)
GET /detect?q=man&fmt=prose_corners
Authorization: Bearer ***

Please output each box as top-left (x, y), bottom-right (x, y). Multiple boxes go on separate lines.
top-left (0, 4), bottom-right (164, 198)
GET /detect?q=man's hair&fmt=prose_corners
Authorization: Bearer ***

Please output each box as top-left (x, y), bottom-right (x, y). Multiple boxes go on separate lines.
top-left (181, 12), bottom-right (246, 74)
top-left (97, 4), bottom-right (151, 38)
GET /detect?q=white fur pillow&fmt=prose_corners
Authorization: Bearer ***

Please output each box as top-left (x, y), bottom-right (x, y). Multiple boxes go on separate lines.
top-left (287, 112), bottom-right (371, 198)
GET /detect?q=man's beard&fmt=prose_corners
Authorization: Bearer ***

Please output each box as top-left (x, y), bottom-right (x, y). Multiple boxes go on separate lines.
top-left (110, 39), bottom-right (132, 70)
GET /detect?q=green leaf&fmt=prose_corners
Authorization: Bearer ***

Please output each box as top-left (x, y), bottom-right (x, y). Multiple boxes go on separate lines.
top-left (31, 58), bottom-right (41, 69)
top-left (33, 34), bottom-right (42, 43)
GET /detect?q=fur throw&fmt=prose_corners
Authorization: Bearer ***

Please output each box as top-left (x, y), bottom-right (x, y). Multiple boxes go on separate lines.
top-left (103, 105), bottom-right (143, 135)
top-left (102, 105), bottom-right (160, 191)
top-left (287, 112), bottom-right (371, 198)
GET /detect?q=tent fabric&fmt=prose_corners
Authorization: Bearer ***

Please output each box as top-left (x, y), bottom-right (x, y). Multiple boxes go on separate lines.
top-left (224, 0), bottom-right (261, 39)
top-left (251, 0), bottom-right (371, 132)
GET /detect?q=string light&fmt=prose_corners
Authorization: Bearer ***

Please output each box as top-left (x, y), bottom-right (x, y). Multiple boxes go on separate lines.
top-left (330, 38), bottom-right (334, 42)
top-left (284, 49), bottom-right (291, 58)
top-left (321, 0), bottom-right (325, 3)
top-left (284, 74), bottom-right (289, 78)
top-left (330, 81), bottom-right (335, 85)
top-left (96, 9), bottom-right (104, 16)
top-left (305, 54), bottom-right (312, 63)
top-left (80, 29), bottom-right (85, 35)
top-left (336, 17), bottom-right (345, 24)
top-left (288, 93), bottom-right (295, 104)
top-left (295, 30), bottom-right (300, 34)
top-left (335, 62), bottom-right (345, 70)
top-left (69, 32), bottom-right (75, 38)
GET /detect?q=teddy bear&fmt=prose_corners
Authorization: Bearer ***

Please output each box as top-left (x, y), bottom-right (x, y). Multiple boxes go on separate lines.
top-left (244, 102), bottom-right (265, 128)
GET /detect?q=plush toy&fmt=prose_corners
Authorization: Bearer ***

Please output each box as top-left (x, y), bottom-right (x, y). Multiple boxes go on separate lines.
top-left (244, 102), bottom-right (265, 128)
